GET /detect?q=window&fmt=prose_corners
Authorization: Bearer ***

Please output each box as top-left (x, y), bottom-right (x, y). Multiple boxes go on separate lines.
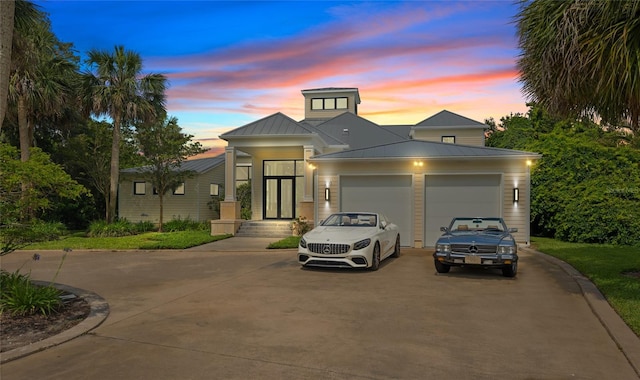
top-left (173, 183), bottom-right (185, 195)
top-left (311, 97), bottom-right (348, 110)
top-left (441, 136), bottom-right (455, 144)
top-left (134, 182), bottom-right (146, 195)
top-left (210, 183), bottom-right (219, 196)
top-left (236, 165), bottom-right (252, 187)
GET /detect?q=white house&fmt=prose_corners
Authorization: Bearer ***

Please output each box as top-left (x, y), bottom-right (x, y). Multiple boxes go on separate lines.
top-left (214, 87), bottom-right (540, 247)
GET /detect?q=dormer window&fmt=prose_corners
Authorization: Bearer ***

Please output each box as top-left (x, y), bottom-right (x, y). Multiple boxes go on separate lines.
top-left (311, 97), bottom-right (348, 110)
top-left (441, 136), bottom-right (455, 144)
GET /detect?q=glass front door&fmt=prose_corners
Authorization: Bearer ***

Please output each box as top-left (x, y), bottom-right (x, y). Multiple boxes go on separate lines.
top-left (264, 177), bottom-right (294, 219)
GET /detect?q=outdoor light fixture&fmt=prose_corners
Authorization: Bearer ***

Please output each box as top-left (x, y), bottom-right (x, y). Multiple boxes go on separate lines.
top-left (513, 188), bottom-right (519, 202)
top-left (325, 188), bottom-right (330, 201)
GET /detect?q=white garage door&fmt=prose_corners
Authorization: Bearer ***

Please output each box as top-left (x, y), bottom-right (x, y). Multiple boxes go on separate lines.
top-left (424, 174), bottom-right (501, 247)
top-left (341, 175), bottom-right (412, 246)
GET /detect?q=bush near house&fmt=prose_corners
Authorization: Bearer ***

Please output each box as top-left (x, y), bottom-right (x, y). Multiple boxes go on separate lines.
top-left (487, 107), bottom-right (640, 245)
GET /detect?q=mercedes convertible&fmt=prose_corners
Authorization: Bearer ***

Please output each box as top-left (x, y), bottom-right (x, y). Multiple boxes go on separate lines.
top-left (432, 217), bottom-right (519, 277)
top-left (298, 212), bottom-right (400, 271)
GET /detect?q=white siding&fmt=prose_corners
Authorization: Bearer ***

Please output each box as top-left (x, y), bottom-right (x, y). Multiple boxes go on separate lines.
top-left (412, 128), bottom-right (485, 146)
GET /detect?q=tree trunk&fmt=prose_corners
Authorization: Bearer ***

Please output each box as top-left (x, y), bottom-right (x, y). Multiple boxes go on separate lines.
top-left (107, 117), bottom-right (121, 223)
top-left (158, 193), bottom-right (164, 232)
top-left (17, 95), bottom-right (29, 162)
top-left (0, 0), bottom-right (14, 131)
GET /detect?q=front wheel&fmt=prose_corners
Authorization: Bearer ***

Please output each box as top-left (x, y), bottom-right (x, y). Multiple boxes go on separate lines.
top-left (370, 243), bottom-right (381, 271)
top-left (502, 261), bottom-right (518, 277)
top-left (434, 259), bottom-right (450, 273)
top-left (391, 235), bottom-right (401, 258)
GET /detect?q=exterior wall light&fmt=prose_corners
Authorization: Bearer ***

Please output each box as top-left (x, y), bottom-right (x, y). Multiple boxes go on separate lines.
top-left (513, 188), bottom-right (519, 202)
top-left (325, 188), bottom-right (330, 201)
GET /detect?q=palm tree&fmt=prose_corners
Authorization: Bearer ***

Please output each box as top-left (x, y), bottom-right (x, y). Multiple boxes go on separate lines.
top-left (82, 45), bottom-right (166, 223)
top-left (0, 0), bottom-right (40, 132)
top-left (8, 15), bottom-right (77, 162)
top-left (516, 0), bottom-right (640, 133)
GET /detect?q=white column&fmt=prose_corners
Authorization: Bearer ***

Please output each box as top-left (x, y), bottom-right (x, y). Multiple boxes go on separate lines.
top-left (224, 146), bottom-right (237, 201)
top-left (303, 145), bottom-right (315, 202)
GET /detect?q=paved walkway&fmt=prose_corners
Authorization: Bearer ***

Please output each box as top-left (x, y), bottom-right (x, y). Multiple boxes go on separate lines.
top-left (1, 239), bottom-right (638, 379)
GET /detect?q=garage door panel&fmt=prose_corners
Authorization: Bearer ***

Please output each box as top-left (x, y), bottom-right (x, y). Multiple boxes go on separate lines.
top-left (425, 175), bottom-right (501, 246)
top-left (341, 176), bottom-right (412, 246)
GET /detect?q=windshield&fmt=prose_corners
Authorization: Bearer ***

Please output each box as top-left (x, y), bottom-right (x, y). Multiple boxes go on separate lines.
top-left (322, 213), bottom-right (377, 227)
top-left (450, 218), bottom-right (505, 232)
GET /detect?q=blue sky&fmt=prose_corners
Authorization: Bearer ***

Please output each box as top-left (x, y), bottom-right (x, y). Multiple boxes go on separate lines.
top-left (36, 0), bottom-right (528, 154)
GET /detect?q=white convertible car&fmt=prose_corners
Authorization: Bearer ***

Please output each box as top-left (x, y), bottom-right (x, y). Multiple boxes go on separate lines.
top-left (298, 212), bottom-right (400, 270)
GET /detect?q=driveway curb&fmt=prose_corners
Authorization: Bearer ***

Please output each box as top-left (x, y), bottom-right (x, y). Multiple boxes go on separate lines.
top-left (1, 283), bottom-right (109, 364)
top-left (522, 247), bottom-right (640, 378)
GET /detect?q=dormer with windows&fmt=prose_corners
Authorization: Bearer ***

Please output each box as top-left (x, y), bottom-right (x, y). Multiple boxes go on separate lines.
top-left (410, 110), bottom-right (487, 146)
top-left (302, 87), bottom-right (361, 120)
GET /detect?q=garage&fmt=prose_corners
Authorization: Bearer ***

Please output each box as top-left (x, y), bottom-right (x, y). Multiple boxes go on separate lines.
top-left (424, 174), bottom-right (502, 246)
top-left (340, 175), bottom-right (412, 246)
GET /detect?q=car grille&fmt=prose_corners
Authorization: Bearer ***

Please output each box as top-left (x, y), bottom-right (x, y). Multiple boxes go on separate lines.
top-left (307, 243), bottom-right (351, 255)
top-left (451, 244), bottom-right (497, 254)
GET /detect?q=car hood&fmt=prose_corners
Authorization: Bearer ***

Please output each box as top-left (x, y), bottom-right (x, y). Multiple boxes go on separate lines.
top-left (304, 226), bottom-right (375, 243)
top-left (437, 231), bottom-right (513, 245)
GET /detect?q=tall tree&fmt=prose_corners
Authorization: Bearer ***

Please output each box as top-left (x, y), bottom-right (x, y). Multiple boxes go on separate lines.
top-left (82, 45), bottom-right (166, 223)
top-left (135, 116), bottom-right (205, 232)
top-left (0, 0), bottom-right (15, 131)
top-left (516, 0), bottom-right (640, 133)
top-left (8, 10), bottom-right (78, 161)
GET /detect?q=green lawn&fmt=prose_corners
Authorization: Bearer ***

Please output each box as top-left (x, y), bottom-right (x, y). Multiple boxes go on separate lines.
top-left (24, 231), bottom-right (232, 250)
top-left (531, 237), bottom-right (640, 337)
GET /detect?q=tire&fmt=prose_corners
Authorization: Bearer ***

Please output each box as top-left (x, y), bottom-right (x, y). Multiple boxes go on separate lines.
top-left (502, 261), bottom-right (518, 277)
top-left (434, 259), bottom-right (450, 273)
top-left (391, 235), bottom-right (401, 258)
top-left (370, 243), bottom-right (381, 271)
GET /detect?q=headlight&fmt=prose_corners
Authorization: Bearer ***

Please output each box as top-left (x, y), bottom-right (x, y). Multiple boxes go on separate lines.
top-left (436, 243), bottom-right (451, 253)
top-left (353, 238), bottom-right (371, 250)
top-left (498, 245), bottom-right (516, 254)
top-left (299, 237), bottom-right (307, 249)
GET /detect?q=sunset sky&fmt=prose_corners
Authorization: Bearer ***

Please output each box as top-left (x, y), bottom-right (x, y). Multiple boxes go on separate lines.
top-left (36, 0), bottom-right (529, 155)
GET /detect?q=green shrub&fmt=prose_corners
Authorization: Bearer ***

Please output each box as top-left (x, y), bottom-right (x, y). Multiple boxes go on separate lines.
top-left (88, 219), bottom-right (137, 237)
top-left (163, 217), bottom-right (207, 232)
top-left (29, 220), bottom-right (68, 241)
top-left (0, 270), bottom-right (62, 316)
top-left (291, 216), bottom-right (311, 236)
top-left (135, 221), bottom-right (157, 233)
top-left (487, 107), bottom-right (640, 245)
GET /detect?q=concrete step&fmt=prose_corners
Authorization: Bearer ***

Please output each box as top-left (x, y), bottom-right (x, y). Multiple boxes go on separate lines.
top-left (235, 221), bottom-right (292, 237)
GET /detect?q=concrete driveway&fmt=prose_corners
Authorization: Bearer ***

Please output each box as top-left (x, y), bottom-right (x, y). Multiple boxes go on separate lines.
top-left (1, 239), bottom-right (639, 379)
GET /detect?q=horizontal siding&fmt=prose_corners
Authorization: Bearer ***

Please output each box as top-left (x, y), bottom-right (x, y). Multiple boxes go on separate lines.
top-left (412, 128), bottom-right (485, 146)
top-left (315, 158), bottom-right (533, 247)
top-left (118, 166), bottom-right (224, 224)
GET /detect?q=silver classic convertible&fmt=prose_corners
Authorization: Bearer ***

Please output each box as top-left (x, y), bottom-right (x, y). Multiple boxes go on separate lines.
top-left (298, 212), bottom-right (400, 271)
top-left (432, 217), bottom-right (519, 277)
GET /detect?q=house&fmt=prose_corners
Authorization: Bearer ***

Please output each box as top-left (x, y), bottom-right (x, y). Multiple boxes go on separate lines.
top-left (118, 152), bottom-right (251, 223)
top-left (214, 87), bottom-right (540, 247)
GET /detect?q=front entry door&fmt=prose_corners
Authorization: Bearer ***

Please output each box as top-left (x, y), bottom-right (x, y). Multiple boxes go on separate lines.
top-left (264, 177), bottom-right (294, 219)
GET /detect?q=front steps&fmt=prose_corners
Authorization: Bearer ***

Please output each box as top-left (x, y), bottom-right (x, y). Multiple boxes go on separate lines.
top-left (235, 220), bottom-right (292, 237)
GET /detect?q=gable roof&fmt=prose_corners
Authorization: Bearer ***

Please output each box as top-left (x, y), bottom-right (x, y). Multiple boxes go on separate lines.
top-left (416, 110), bottom-right (486, 129)
top-left (310, 140), bottom-right (540, 161)
top-left (220, 112), bottom-right (309, 137)
top-left (310, 112), bottom-right (406, 149)
top-left (220, 112), bottom-right (344, 145)
top-left (121, 153), bottom-right (225, 175)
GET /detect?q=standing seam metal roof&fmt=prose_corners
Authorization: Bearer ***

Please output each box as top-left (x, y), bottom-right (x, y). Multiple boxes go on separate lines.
top-left (121, 153), bottom-right (225, 174)
top-left (310, 140), bottom-right (540, 160)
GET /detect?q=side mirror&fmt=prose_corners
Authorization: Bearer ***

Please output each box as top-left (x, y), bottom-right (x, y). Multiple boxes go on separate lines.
top-left (440, 226), bottom-right (449, 232)
top-left (509, 228), bottom-right (518, 233)
top-left (380, 221), bottom-right (387, 229)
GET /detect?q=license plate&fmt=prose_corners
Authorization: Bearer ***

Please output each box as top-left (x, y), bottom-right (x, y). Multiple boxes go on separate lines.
top-left (465, 256), bottom-right (481, 264)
